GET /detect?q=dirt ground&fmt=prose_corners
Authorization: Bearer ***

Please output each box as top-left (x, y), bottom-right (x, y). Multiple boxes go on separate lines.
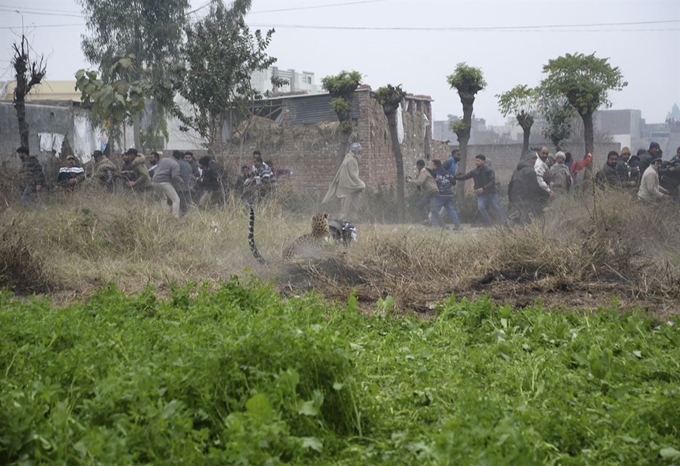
top-left (267, 222), bottom-right (680, 319)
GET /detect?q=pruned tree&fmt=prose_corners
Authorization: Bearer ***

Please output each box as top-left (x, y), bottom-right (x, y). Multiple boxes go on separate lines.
top-left (11, 35), bottom-right (47, 151)
top-left (540, 52), bottom-right (627, 173)
top-left (321, 70), bottom-right (362, 166)
top-left (176, 0), bottom-right (282, 155)
top-left (75, 56), bottom-right (148, 155)
top-left (79, 0), bottom-right (188, 150)
top-left (446, 63), bottom-right (486, 198)
top-left (373, 84), bottom-right (407, 223)
top-left (497, 84), bottom-right (536, 159)
top-left (537, 94), bottom-right (574, 152)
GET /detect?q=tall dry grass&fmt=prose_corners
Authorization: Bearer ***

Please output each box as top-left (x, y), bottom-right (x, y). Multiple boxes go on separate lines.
top-left (0, 187), bottom-right (321, 296)
top-left (291, 189), bottom-right (680, 309)
top-left (0, 183), bottom-right (678, 310)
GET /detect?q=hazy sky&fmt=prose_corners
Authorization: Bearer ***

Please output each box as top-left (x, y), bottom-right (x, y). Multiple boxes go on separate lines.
top-left (1, 0), bottom-right (678, 126)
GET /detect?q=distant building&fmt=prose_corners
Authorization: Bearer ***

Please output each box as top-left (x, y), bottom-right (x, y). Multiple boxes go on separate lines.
top-left (593, 109), bottom-right (642, 149)
top-left (433, 115), bottom-right (494, 144)
top-left (1, 80), bottom-right (81, 102)
top-left (250, 67), bottom-right (319, 96)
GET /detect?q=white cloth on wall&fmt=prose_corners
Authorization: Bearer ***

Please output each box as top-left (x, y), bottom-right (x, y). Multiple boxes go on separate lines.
top-left (396, 104), bottom-right (405, 144)
top-left (52, 133), bottom-right (64, 157)
top-left (73, 114), bottom-right (95, 162)
top-left (38, 132), bottom-right (65, 156)
top-left (39, 133), bottom-right (53, 152)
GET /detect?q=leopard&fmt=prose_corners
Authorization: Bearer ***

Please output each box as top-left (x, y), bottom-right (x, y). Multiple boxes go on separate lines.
top-left (249, 205), bottom-right (331, 264)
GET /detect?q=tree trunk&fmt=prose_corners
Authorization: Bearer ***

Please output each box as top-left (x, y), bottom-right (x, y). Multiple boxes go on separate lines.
top-left (13, 49), bottom-right (30, 150)
top-left (337, 129), bottom-right (352, 168)
top-left (15, 97), bottom-right (29, 150)
top-left (517, 113), bottom-right (533, 160)
top-left (582, 112), bottom-right (594, 178)
top-left (385, 108), bottom-right (405, 223)
top-left (521, 127), bottom-right (530, 160)
top-left (132, 113), bottom-right (141, 149)
top-left (456, 98), bottom-right (474, 199)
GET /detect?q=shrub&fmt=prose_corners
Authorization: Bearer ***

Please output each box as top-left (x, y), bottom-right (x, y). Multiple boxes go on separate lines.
top-left (0, 217), bottom-right (52, 294)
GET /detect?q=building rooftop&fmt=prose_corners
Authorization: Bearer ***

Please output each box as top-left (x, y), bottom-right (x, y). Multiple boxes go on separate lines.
top-left (1, 80), bottom-right (80, 102)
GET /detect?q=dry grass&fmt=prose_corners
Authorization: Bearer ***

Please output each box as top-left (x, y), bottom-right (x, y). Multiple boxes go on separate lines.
top-left (1, 185), bottom-right (678, 313)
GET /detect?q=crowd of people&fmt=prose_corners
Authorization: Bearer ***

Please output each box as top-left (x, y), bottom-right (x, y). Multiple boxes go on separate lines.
top-left (14, 146), bottom-right (289, 217)
top-left (508, 142), bottom-right (679, 225)
top-left (406, 142), bottom-right (679, 229)
top-left (15, 141), bottom-right (679, 225)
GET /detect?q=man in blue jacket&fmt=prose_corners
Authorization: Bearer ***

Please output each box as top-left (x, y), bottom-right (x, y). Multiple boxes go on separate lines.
top-left (433, 159), bottom-right (462, 230)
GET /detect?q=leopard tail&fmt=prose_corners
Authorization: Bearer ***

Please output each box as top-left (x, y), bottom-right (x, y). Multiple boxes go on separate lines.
top-left (248, 206), bottom-right (266, 264)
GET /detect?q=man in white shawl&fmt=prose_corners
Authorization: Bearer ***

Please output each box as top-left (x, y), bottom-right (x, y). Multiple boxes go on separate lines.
top-left (322, 142), bottom-right (366, 221)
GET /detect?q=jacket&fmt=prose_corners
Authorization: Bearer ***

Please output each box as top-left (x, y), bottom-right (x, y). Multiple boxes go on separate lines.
top-left (176, 159), bottom-right (194, 192)
top-left (637, 166), bottom-right (666, 201)
top-left (534, 157), bottom-right (552, 194)
top-left (152, 157), bottom-right (182, 186)
top-left (595, 163), bottom-right (621, 188)
top-left (322, 152), bottom-right (366, 203)
top-left (412, 167), bottom-right (438, 197)
top-left (570, 154), bottom-right (592, 180)
top-left (660, 156), bottom-right (680, 192)
top-left (20, 155), bottom-right (45, 191)
top-left (198, 160), bottom-right (225, 191)
top-left (91, 156), bottom-right (117, 187)
top-left (456, 164), bottom-right (497, 195)
top-left (639, 151), bottom-right (656, 174)
top-left (131, 156), bottom-right (152, 191)
top-left (508, 161), bottom-right (546, 203)
top-left (434, 167), bottom-right (455, 196)
top-left (550, 163), bottom-right (572, 193)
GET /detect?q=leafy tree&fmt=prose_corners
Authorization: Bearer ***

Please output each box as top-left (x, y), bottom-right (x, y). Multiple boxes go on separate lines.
top-left (321, 71), bottom-right (362, 166)
top-left (497, 85), bottom-right (536, 159)
top-left (538, 94), bottom-right (574, 152)
top-left (540, 52), bottom-right (627, 171)
top-left (75, 56), bottom-right (148, 155)
top-left (11, 35), bottom-right (47, 151)
top-left (176, 0), bottom-right (282, 155)
top-left (446, 63), bottom-right (486, 197)
top-left (373, 84), bottom-right (407, 223)
top-left (79, 0), bottom-right (189, 150)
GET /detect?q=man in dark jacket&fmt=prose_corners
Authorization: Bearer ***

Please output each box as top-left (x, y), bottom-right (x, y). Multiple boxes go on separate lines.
top-left (121, 148), bottom-right (153, 194)
top-left (640, 142), bottom-right (662, 174)
top-left (56, 155), bottom-right (85, 191)
top-left (507, 152), bottom-right (547, 225)
top-left (595, 151), bottom-right (622, 189)
top-left (197, 156), bottom-right (226, 207)
top-left (660, 147), bottom-right (680, 201)
top-left (17, 146), bottom-right (45, 207)
top-left (455, 154), bottom-right (506, 227)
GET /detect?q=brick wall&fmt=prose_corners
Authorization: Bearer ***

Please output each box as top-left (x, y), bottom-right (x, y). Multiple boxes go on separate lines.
top-left (210, 89), bottom-right (443, 197)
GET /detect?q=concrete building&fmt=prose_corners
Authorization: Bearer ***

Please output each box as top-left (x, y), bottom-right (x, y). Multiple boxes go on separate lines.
top-left (593, 109), bottom-right (643, 149)
top-left (433, 115), bottom-right (494, 145)
top-left (250, 67), bottom-right (319, 96)
top-left (1, 80), bottom-right (101, 162)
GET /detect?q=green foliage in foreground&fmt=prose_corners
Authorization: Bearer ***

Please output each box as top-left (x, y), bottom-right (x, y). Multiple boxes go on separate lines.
top-left (1, 279), bottom-right (679, 465)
